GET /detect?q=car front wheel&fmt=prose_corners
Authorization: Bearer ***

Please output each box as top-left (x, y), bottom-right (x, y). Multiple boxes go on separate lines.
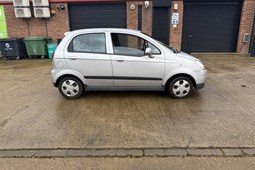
top-left (168, 76), bottom-right (194, 99)
top-left (58, 77), bottom-right (83, 99)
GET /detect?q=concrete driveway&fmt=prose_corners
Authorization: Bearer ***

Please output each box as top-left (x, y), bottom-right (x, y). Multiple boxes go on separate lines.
top-left (0, 54), bottom-right (255, 150)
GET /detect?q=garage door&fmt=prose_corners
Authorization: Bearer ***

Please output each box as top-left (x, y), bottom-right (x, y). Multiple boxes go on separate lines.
top-left (181, 0), bottom-right (242, 52)
top-left (69, 3), bottom-right (126, 30)
top-left (152, 7), bottom-right (170, 45)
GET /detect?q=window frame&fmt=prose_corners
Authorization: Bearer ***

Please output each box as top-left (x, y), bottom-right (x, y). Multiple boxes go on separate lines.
top-left (110, 33), bottom-right (161, 57)
top-left (67, 33), bottom-right (107, 54)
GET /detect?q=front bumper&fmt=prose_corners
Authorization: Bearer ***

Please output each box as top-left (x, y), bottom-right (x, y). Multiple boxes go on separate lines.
top-left (194, 69), bottom-right (207, 90)
top-left (53, 82), bottom-right (57, 87)
top-left (196, 83), bottom-right (205, 90)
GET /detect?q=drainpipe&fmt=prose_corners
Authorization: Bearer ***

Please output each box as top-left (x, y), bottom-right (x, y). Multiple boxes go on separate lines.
top-left (249, 10), bottom-right (255, 56)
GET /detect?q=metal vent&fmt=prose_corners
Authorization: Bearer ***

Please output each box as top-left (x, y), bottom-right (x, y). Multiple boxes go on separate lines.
top-left (13, 0), bottom-right (30, 7)
top-left (14, 8), bottom-right (31, 18)
top-left (34, 7), bottom-right (50, 18)
top-left (32, 0), bottom-right (49, 7)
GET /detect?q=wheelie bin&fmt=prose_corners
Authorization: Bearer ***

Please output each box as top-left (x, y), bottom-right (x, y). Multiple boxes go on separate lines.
top-left (23, 37), bottom-right (51, 58)
top-left (47, 43), bottom-right (57, 59)
top-left (0, 38), bottom-right (27, 59)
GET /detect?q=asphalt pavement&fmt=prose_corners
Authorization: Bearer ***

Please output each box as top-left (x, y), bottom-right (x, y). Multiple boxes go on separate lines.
top-left (0, 54), bottom-right (255, 169)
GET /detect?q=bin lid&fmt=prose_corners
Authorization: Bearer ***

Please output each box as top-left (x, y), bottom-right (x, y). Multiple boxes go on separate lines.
top-left (24, 37), bottom-right (49, 41)
top-left (47, 43), bottom-right (57, 46)
top-left (0, 37), bottom-right (24, 41)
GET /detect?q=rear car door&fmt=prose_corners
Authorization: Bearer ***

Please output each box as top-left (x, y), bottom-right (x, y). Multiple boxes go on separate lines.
top-left (110, 32), bottom-right (165, 87)
top-left (64, 32), bottom-right (113, 87)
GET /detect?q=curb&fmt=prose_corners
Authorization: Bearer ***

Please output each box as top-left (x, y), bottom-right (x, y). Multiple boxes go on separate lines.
top-left (0, 147), bottom-right (255, 158)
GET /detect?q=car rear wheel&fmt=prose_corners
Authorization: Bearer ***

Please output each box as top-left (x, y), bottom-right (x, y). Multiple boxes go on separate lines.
top-left (168, 76), bottom-right (194, 99)
top-left (58, 77), bottom-right (83, 99)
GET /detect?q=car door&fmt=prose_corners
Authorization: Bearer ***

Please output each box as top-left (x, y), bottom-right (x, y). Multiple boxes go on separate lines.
top-left (110, 32), bottom-right (164, 87)
top-left (64, 32), bottom-right (113, 87)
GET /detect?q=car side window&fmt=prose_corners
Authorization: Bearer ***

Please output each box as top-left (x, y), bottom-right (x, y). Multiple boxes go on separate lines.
top-left (147, 42), bottom-right (161, 55)
top-left (111, 33), bottom-right (160, 57)
top-left (68, 33), bottom-right (106, 53)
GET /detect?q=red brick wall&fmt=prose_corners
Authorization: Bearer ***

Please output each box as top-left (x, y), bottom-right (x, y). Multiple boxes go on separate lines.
top-left (142, 1), bottom-right (152, 36)
top-left (169, 0), bottom-right (183, 50)
top-left (4, 3), bottom-right (69, 42)
top-left (46, 3), bottom-right (69, 42)
top-left (27, 18), bottom-right (47, 37)
top-left (237, 0), bottom-right (255, 53)
top-left (126, 1), bottom-right (152, 35)
top-left (4, 5), bottom-right (30, 38)
top-left (126, 1), bottom-right (138, 30)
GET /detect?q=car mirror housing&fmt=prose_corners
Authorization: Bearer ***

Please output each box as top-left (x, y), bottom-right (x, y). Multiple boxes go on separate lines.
top-left (145, 47), bottom-right (154, 58)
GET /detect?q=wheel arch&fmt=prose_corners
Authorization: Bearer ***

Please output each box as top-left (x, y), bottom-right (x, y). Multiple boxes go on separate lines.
top-left (52, 68), bottom-right (87, 87)
top-left (56, 74), bottom-right (86, 89)
top-left (164, 73), bottom-right (196, 91)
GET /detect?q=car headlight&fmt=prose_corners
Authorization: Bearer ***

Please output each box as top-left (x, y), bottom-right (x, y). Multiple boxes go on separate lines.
top-left (194, 60), bottom-right (205, 70)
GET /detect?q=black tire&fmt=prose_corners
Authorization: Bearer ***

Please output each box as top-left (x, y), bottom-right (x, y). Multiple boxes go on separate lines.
top-left (58, 77), bottom-right (83, 99)
top-left (167, 76), bottom-right (194, 99)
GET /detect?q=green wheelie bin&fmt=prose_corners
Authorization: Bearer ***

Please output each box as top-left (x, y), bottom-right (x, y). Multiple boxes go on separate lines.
top-left (47, 43), bottom-right (57, 59)
top-left (24, 37), bottom-right (51, 58)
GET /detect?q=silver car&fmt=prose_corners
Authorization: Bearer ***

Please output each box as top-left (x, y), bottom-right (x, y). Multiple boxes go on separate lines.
top-left (51, 28), bottom-right (207, 99)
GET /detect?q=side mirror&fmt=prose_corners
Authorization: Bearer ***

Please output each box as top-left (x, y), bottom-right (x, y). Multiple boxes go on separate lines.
top-left (145, 47), bottom-right (154, 58)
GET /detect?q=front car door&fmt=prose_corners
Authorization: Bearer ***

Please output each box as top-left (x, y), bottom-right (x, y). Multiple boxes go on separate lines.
top-left (64, 32), bottom-right (113, 87)
top-left (109, 32), bottom-right (165, 88)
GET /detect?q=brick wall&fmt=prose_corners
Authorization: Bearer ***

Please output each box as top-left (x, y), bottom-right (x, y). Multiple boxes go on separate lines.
top-left (142, 1), bottom-right (152, 36)
top-left (4, 5), bottom-right (30, 38)
top-left (27, 18), bottom-right (47, 37)
top-left (237, 0), bottom-right (255, 53)
top-left (4, 0), bottom-right (255, 54)
top-left (4, 3), bottom-right (69, 42)
top-left (126, 1), bottom-right (138, 30)
top-left (46, 3), bottom-right (69, 42)
top-left (169, 0), bottom-right (183, 50)
top-left (126, 1), bottom-right (152, 35)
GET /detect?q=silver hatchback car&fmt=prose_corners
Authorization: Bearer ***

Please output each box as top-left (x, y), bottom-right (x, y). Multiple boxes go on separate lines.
top-left (51, 28), bottom-right (207, 99)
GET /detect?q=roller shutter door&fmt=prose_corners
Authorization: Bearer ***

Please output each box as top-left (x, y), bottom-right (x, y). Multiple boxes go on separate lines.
top-left (182, 0), bottom-right (242, 52)
top-left (69, 3), bottom-right (126, 30)
top-left (152, 7), bottom-right (170, 45)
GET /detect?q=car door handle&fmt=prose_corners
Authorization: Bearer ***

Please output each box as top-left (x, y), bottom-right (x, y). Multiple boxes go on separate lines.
top-left (116, 58), bottom-right (125, 62)
top-left (69, 57), bottom-right (77, 60)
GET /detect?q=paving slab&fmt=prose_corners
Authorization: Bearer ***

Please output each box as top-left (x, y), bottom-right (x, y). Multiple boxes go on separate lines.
top-left (242, 149), bottom-right (255, 156)
top-left (187, 148), bottom-right (222, 156)
top-left (116, 149), bottom-right (143, 157)
top-left (0, 150), bottom-right (36, 158)
top-left (144, 148), bottom-right (165, 156)
top-left (66, 149), bottom-right (95, 157)
top-left (34, 149), bottom-right (67, 157)
top-left (165, 148), bottom-right (187, 156)
top-left (222, 149), bottom-right (242, 156)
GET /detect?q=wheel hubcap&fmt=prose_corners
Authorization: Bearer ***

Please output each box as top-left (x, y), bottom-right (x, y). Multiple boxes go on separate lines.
top-left (172, 80), bottom-right (190, 97)
top-left (61, 80), bottom-right (79, 97)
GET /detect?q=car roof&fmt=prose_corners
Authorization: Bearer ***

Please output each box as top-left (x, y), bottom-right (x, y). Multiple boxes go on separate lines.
top-left (66, 28), bottom-right (142, 35)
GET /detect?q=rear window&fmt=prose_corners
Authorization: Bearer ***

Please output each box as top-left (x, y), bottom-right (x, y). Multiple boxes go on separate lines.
top-left (68, 33), bottom-right (106, 53)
